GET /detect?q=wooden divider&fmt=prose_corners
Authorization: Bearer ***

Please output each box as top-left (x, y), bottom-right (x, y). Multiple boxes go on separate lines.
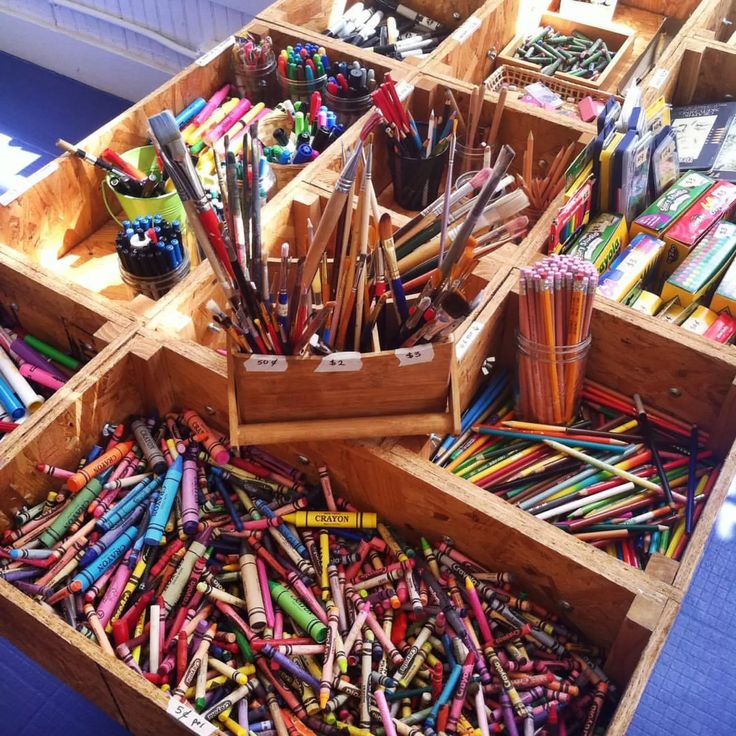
top-left (424, 0), bottom-right (703, 92)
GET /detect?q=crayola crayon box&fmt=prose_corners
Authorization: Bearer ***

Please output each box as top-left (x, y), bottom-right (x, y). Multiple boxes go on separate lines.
top-left (629, 171), bottom-right (714, 243)
top-left (597, 233), bottom-right (666, 305)
top-left (657, 180), bottom-right (736, 282)
top-left (661, 221), bottom-right (736, 308)
top-left (566, 213), bottom-right (627, 274)
top-left (711, 245), bottom-right (736, 316)
top-left (682, 305), bottom-right (718, 335)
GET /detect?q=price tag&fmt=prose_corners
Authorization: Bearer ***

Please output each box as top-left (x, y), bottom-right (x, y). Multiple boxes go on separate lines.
top-left (395, 80), bottom-right (414, 101)
top-left (244, 355), bottom-right (288, 372)
top-left (167, 699), bottom-right (217, 735)
top-left (649, 68), bottom-right (668, 90)
top-left (455, 322), bottom-right (485, 360)
top-left (452, 16), bottom-right (481, 43)
top-left (315, 352), bottom-right (363, 372)
top-left (195, 36), bottom-right (234, 66)
top-left (395, 344), bottom-right (435, 367)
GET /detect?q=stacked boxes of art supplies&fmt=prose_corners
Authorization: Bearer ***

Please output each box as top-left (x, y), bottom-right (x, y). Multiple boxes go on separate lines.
top-left (1, 4), bottom-right (736, 736)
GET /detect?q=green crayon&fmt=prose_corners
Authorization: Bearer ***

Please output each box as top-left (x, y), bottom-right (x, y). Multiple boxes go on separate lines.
top-left (39, 478), bottom-right (103, 547)
top-left (269, 581), bottom-right (328, 643)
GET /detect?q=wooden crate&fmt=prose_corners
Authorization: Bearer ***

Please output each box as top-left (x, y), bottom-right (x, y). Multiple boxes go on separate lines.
top-left (386, 270), bottom-right (736, 596)
top-left (308, 73), bottom-right (589, 268)
top-left (0, 18), bottom-right (407, 323)
top-left (692, 0), bottom-right (736, 43)
top-left (148, 181), bottom-right (511, 443)
top-left (0, 245), bottom-right (135, 459)
top-left (0, 334), bottom-right (677, 735)
top-left (258, 0), bottom-right (492, 72)
top-left (497, 12), bottom-right (637, 91)
top-left (426, 0), bottom-right (704, 91)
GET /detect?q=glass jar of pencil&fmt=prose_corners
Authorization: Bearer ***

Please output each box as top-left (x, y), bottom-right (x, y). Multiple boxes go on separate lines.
top-left (516, 255), bottom-right (597, 425)
top-left (232, 44), bottom-right (279, 108)
top-left (516, 332), bottom-right (591, 425)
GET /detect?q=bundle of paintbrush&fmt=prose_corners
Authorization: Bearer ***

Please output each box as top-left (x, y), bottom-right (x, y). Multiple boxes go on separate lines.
top-left (392, 167), bottom-right (530, 293)
top-left (518, 255), bottom-right (598, 425)
top-left (231, 130), bottom-right (519, 356)
top-left (56, 138), bottom-right (169, 199)
top-left (433, 369), bottom-right (715, 568)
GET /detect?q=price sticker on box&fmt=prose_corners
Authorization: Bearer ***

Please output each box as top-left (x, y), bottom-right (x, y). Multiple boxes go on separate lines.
top-left (167, 699), bottom-right (217, 735)
top-left (316, 352), bottom-right (363, 372)
top-left (452, 16), bottom-right (481, 43)
top-left (244, 355), bottom-right (288, 372)
top-left (196, 36), bottom-right (234, 66)
top-left (455, 322), bottom-right (485, 360)
top-left (395, 80), bottom-right (414, 101)
top-left (395, 344), bottom-right (435, 366)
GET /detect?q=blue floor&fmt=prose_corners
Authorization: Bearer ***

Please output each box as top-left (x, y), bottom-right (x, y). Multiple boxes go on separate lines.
top-left (2, 50), bottom-right (736, 736)
top-left (0, 51), bottom-right (129, 198)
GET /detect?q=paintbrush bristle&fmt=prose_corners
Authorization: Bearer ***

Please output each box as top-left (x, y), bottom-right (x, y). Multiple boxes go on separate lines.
top-left (148, 111), bottom-right (181, 147)
top-left (378, 212), bottom-right (394, 242)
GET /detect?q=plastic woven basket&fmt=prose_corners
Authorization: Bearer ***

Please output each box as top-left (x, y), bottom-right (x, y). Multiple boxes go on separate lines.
top-left (485, 65), bottom-right (621, 110)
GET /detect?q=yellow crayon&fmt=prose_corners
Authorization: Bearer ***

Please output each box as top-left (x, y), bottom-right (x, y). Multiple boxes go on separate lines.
top-left (281, 511), bottom-right (377, 529)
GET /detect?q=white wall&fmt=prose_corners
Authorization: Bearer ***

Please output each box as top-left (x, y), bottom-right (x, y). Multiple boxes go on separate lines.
top-left (0, 0), bottom-right (271, 100)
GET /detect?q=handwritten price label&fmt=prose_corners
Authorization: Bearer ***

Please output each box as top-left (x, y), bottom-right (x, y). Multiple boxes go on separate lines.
top-left (395, 344), bottom-right (435, 366)
top-left (452, 16), bottom-right (481, 43)
top-left (244, 355), bottom-right (288, 372)
top-left (316, 352), bottom-right (363, 373)
top-left (455, 322), bottom-right (485, 360)
top-left (167, 699), bottom-right (217, 735)
top-left (195, 36), bottom-right (234, 66)
top-left (649, 68), bottom-right (668, 90)
top-left (395, 80), bottom-right (414, 101)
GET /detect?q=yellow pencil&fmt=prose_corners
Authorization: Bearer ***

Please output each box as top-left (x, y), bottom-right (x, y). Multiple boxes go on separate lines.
top-left (543, 440), bottom-right (663, 493)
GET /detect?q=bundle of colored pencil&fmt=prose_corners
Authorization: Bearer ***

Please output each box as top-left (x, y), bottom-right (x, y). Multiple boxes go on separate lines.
top-left (518, 255), bottom-right (598, 424)
top-left (433, 370), bottom-right (717, 569)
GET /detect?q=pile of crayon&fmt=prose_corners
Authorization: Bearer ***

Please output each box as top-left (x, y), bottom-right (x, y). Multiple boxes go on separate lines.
top-left (324, 1), bottom-right (448, 60)
top-left (0, 324), bottom-right (81, 434)
top-left (116, 216), bottom-right (187, 280)
top-left (434, 369), bottom-right (718, 569)
top-left (1, 412), bottom-right (615, 734)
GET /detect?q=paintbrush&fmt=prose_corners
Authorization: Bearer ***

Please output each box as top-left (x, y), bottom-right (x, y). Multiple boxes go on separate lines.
top-left (295, 141), bottom-right (365, 343)
top-left (439, 120), bottom-right (458, 265)
top-left (148, 110), bottom-right (236, 292)
top-left (437, 145), bottom-right (515, 282)
top-left (380, 213), bottom-right (409, 323)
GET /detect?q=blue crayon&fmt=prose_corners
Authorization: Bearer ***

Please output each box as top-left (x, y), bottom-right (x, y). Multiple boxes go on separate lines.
top-left (97, 475), bottom-right (162, 532)
top-left (143, 454), bottom-right (183, 545)
top-left (71, 525), bottom-right (138, 593)
top-left (175, 97), bottom-right (206, 127)
top-left (79, 505), bottom-right (145, 567)
top-left (211, 473), bottom-right (244, 532)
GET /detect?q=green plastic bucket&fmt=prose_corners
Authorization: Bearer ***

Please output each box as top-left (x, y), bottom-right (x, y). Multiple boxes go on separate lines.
top-left (104, 145), bottom-right (187, 225)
